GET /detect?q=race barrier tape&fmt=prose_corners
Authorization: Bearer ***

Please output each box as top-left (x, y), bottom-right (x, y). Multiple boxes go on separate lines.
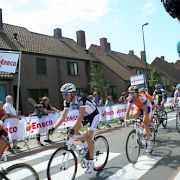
top-left (3, 97), bottom-right (174, 141)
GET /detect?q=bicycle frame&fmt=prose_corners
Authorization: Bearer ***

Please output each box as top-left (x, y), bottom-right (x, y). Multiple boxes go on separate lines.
top-left (60, 134), bottom-right (88, 170)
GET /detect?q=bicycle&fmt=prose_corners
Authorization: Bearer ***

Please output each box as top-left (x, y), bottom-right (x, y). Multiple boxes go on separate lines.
top-left (153, 105), bottom-right (168, 128)
top-left (47, 128), bottom-right (109, 180)
top-left (175, 102), bottom-right (180, 133)
top-left (125, 117), bottom-right (157, 164)
top-left (0, 161), bottom-right (39, 180)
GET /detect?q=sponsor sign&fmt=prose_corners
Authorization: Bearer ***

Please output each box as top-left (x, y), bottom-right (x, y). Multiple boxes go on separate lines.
top-left (0, 52), bottom-right (19, 73)
top-left (130, 74), bottom-right (145, 85)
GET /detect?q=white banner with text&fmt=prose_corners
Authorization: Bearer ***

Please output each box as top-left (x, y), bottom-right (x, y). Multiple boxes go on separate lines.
top-left (3, 97), bottom-right (174, 141)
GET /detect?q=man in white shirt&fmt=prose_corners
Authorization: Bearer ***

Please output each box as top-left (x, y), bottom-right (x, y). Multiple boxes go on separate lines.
top-left (3, 95), bottom-right (21, 150)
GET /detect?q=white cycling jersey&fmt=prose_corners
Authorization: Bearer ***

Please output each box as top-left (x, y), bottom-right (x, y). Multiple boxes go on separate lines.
top-left (174, 90), bottom-right (180, 98)
top-left (63, 94), bottom-right (99, 130)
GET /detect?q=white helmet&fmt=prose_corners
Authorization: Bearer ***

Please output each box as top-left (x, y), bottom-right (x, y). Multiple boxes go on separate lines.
top-left (60, 83), bottom-right (76, 93)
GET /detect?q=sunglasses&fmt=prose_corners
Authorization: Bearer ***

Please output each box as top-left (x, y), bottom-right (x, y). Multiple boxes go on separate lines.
top-left (62, 92), bottom-right (71, 96)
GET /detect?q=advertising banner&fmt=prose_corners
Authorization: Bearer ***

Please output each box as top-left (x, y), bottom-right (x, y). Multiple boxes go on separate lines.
top-left (0, 51), bottom-right (19, 73)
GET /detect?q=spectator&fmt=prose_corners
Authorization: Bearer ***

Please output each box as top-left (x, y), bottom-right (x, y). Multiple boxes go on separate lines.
top-left (40, 96), bottom-right (59, 143)
top-left (104, 95), bottom-right (114, 106)
top-left (3, 95), bottom-right (21, 150)
top-left (87, 95), bottom-right (93, 101)
top-left (30, 103), bottom-right (47, 146)
top-left (118, 92), bottom-right (127, 104)
top-left (92, 92), bottom-right (100, 106)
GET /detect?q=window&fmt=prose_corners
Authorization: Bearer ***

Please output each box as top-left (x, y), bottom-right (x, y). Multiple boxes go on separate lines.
top-left (28, 89), bottom-right (48, 103)
top-left (36, 58), bottom-right (46, 75)
top-left (108, 86), bottom-right (117, 96)
top-left (76, 88), bottom-right (84, 94)
top-left (67, 62), bottom-right (78, 76)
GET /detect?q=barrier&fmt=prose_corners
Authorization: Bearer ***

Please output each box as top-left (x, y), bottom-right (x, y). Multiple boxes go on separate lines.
top-left (3, 97), bottom-right (174, 141)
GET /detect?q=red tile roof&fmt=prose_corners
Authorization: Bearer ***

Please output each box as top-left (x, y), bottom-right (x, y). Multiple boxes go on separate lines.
top-left (0, 24), bottom-right (91, 60)
top-left (89, 45), bottom-right (134, 81)
top-left (151, 58), bottom-right (180, 83)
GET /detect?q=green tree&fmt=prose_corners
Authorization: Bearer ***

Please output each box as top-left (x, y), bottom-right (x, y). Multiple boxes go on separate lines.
top-left (150, 69), bottom-right (163, 87)
top-left (150, 68), bottom-right (169, 90)
top-left (89, 62), bottom-right (108, 98)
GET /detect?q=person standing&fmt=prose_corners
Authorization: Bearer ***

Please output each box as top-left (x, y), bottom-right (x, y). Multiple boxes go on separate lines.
top-left (3, 95), bottom-right (21, 150)
top-left (40, 96), bottom-right (59, 143)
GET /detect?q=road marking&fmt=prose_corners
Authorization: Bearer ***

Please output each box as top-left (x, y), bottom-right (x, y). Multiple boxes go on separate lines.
top-left (2, 149), bottom-right (56, 168)
top-left (170, 169), bottom-right (180, 180)
top-left (43, 152), bottom-right (121, 180)
top-left (107, 155), bottom-right (162, 180)
top-left (1, 151), bottom-right (120, 179)
top-left (168, 117), bottom-right (176, 122)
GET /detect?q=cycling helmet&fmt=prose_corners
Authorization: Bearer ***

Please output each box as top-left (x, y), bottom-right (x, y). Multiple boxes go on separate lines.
top-left (139, 87), bottom-right (146, 93)
top-left (155, 84), bottom-right (162, 89)
top-left (161, 0), bottom-right (180, 19)
top-left (176, 84), bottom-right (180, 89)
top-left (128, 86), bottom-right (138, 93)
top-left (60, 83), bottom-right (76, 93)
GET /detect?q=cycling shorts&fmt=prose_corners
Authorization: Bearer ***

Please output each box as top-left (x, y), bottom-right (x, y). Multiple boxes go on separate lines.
top-left (132, 106), bottom-right (152, 122)
top-left (82, 109), bottom-right (100, 131)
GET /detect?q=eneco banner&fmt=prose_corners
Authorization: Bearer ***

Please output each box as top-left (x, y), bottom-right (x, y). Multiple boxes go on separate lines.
top-left (3, 104), bottom-right (127, 141)
top-left (3, 98), bottom-right (174, 141)
top-left (0, 51), bottom-right (19, 73)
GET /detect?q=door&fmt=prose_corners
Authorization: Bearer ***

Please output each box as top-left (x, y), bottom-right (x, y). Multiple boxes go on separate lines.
top-left (0, 84), bottom-right (7, 103)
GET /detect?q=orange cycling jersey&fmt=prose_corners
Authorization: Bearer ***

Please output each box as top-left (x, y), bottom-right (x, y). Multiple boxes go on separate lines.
top-left (144, 93), bottom-right (154, 105)
top-left (128, 93), bottom-right (148, 109)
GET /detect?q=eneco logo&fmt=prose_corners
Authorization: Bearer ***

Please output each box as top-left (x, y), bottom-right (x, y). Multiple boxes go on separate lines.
top-left (26, 120), bottom-right (53, 133)
top-left (0, 58), bottom-right (17, 67)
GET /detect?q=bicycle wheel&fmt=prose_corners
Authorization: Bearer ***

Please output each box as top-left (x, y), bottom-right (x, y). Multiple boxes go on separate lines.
top-left (161, 111), bottom-right (168, 128)
top-left (93, 135), bottom-right (109, 171)
top-left (149, 123), bottom-right (157, 144)
top-left (153, 113), bottom-right (160, 128)
top-left (126, 129), bottom-right (140, 164)
top-left (5, 163), bottom-right (39, 180)
top-left (47, 147), bottom-right (77, 180)
top-left (176, 110), bottom-right (180, 133)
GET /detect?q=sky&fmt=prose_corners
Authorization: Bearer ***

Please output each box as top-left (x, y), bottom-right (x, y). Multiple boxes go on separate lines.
top-left (0, 0), bottom-right (180, 64)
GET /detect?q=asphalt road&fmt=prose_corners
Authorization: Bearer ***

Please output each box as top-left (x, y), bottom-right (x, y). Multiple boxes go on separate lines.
top-left (1, 111), bottom-right (179, 180)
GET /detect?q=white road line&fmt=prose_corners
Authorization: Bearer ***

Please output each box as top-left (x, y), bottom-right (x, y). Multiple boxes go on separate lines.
top-left (173, 170), bottom-right (180, 180)
top-left (2, 149), bottom-right (56, 168)
top-left (43, 152), bottom-right (121, 180)
top-left (107, 155), bottom-right (162, 180)
top-left (167, 117), bottom-right (176, 122)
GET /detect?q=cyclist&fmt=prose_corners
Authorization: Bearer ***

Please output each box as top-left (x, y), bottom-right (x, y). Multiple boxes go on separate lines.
top-left (161, 0), bottom-right (180, 21)
top-left (125, 86), bottom-right (153, 152)
top-left (49, 83), bottom-right (100, 173)
top-left (174, 84), bottom-right (180, 106)
top-left (153, 84), bottom-right (167, 110)
top-left (139, 88), bottom-right (154, 109)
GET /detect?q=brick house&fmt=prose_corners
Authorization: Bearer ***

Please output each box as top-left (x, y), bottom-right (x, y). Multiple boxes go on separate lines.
top-left (0, 9), bottom-right (151, 115)
top-left (151, 57), bottom-right (180, 89)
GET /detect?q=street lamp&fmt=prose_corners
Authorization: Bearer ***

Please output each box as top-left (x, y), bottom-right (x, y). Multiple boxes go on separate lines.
top-left (142, 22), bottom-right (149, 91)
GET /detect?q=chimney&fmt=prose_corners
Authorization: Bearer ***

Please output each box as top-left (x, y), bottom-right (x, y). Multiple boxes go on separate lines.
top-left (76, 30), bottom-right (86, 49)
top-left (100, 38), bottom-right (109, 53)
top-left (107, 42), bottom-right (111, 52)
top-left (0, 9), bottom-right (4, 33)
top-left (53, 28), bottom-right (62, 39)
top-left (160, 56), bottom-right (165, 60)
top-left (140, 51), bottom-right (145, 62)
top-left (129, 50), bottom-right (134, 56)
